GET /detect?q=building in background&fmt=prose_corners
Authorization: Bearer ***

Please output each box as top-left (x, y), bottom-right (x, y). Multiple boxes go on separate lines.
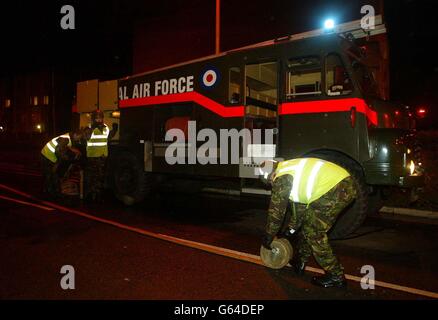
top-left (0, 71), bottom-right (75, 142)
top-left (0, 78), bottom-right (12, 134)
top-left (0, 73), bottom-right (52, 139)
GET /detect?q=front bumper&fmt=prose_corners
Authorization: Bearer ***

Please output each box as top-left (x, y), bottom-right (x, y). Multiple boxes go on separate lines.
top-left (397, 174), bottom-right (425, 188)
top-left (364, 162), bottom-right (425, 188)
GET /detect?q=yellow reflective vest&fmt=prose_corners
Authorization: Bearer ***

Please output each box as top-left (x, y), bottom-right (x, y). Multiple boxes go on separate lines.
top-left (86, 125), bottom-right (109, 158)
top-left (274, 158), bottom-right (350, 204)
top-left (41, 133), bottom-right (71, 163)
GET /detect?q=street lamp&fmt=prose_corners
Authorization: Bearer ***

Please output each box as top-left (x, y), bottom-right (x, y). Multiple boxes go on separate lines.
top-left (215, 0), bottom-right (220, 54)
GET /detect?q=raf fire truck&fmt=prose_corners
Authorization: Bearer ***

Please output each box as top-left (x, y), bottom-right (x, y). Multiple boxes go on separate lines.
top-left (75, 16), bottom-right (424, 238)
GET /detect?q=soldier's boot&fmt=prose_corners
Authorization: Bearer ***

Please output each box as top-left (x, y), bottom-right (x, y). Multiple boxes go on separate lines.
top-left (294, 261), bottom-right (306, 276)
top-left (291, 259), bottom-right (306, 276)
top-left (311, 273), bottom-right (347, 288)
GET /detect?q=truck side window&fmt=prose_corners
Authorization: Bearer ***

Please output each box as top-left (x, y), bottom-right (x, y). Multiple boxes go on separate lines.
top-left (245, 62), bottom-right (277, 111)
top-left (229, 67), bottom-right (241, 104)
top-left (286, 56), bottom-right (322, 99)
top-left (326, 54), bottom-right (352, 96)
top-left (159, 104), bottom-right (193, 142)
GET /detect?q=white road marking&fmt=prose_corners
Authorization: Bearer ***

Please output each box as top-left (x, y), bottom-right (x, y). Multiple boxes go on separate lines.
top-left (0, 168), bottom-right (41, 177)
top-left (0, 163), bottom-right (41, 177)
top-left (0, 170), bottom-right (42, 177)
top-left (0, 194), bottom-right (55, 211)
top-left (381, 206), bottom-right (438, 219)
top-left (0, 182), bottom-right (437, 299)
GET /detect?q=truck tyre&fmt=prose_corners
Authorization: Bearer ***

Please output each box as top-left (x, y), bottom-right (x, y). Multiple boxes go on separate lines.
top-left (367, 188), bottom-right (384, 215)
top-left (112, 152), bottom-right (150, 206)
top-left (306, 152), bottom-right (368, 239)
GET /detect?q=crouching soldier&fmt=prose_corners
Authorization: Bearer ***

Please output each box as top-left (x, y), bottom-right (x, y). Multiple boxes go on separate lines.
top-left (55, 131), bottom-right (85, 180)
top-left (41, 131), bottom-right (86, 199)
top-left (260, 158), bottom-right (356, 288)
top-left (41, 133), bottom-right (72, 198)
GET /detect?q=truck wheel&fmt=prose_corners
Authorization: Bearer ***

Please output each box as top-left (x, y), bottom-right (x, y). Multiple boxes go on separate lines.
top-left (329, 166), bottom-right (368, 239)
top-left (367, 188), bottom-right (384, 215)
top-left (112, 152), bottom-right (150, 206)
top-left (306, 153), bottom-right (368, 239)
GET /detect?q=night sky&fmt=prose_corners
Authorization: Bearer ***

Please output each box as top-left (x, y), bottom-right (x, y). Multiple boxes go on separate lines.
top-left (0, 0), bottom-right (437, 127)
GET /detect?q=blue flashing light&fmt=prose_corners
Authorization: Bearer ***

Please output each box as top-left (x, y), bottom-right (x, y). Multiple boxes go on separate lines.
top-left (324, 19), bottom-right (335, 30)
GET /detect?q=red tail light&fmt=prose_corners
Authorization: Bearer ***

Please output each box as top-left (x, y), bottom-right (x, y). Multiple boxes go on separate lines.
top-left (416, 107), bottom-right (427, 119)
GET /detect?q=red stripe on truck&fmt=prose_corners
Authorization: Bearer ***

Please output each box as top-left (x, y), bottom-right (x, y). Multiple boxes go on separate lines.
top-left (119, 92), bottom-right (245, 118)
top-left (279, 98), bottom-right (378, 126)
top-left (119, 93), bottom-right (378, 125)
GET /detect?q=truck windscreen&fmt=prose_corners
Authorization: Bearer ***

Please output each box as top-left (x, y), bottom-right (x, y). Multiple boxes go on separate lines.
top-left (344, 44), bottom-right (379, 98)
top-left (351, 60), bottom-right (379, 98)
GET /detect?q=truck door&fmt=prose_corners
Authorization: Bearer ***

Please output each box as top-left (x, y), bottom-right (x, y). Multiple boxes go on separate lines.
top-left (279, 53), bottom-right (359, 160)
top-left (243, 61), bottom-right (278, 165)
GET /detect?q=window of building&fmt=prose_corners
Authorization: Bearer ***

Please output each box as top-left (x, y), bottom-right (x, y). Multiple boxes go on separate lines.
top-left (43, 95), bottom-right (49, 105)
top-left (229, 67), bottom-right (241, 104)
top-left (31, 96), bottom-right (38, 106)
top-left (325, 53), bottom-right (353, 96)
top-left (286, 56), bottom-right (321, 99)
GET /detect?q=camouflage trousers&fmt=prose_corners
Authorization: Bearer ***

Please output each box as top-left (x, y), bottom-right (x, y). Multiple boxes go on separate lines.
top-left (85, 157), bottom-right (106, 200)
top-left (266, 175), bottom-right (356, 277)
top-left (41, 155), bottom-right (59, 197)
top-left (295, 177), bottom-right (356, 276)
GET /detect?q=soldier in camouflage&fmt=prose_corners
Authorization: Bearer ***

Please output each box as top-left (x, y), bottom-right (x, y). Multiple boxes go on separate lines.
top-left (84, 156), bottom-right (106, 201)
top-left (260, 158), bottom-right (356, 288)
top-left (84, 110), bottom-right (118, 202)
top-left (41, 131), bottom-right (85, 199)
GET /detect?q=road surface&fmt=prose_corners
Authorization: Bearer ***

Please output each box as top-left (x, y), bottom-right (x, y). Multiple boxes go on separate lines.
top-left (1, 151), bottom-right (438, 300)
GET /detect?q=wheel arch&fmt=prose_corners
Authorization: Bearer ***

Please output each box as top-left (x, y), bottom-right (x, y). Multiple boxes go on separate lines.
top-left (302, 148), bottom-right (370, 239)
top-left (303, 148), bottom-right (365, 178)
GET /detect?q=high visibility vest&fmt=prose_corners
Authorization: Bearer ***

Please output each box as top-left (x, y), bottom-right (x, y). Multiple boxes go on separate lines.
top-left (41, 133), bottom-right (71, 163)
top-left (86, 125), bottom-right (109, 158)
top-left (274, 158), bottom-right (350, 204)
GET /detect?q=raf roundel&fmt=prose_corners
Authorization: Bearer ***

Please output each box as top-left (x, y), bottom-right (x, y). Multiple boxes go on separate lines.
top-left (202, 69), bottom-right (218, 88)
